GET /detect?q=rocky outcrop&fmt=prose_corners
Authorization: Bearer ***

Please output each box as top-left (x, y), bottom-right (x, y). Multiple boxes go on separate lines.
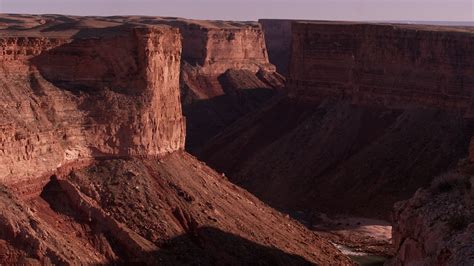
top-left (259, 19), bottom-right (293, 76)
top-left (0, 25), bottom-right (185, 186)
top-left (390, 170), bottom-right (474, 265)
top-left (175, 21), bottom-right (279, 100)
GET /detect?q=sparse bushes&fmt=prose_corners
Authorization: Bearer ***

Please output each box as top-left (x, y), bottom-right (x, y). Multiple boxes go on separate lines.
top-left (431, 173), bottom-right (471, 194)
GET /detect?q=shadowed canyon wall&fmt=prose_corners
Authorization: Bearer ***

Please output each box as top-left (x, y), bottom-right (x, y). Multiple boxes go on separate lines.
top-left (284, 22), bottom-right (474, 265)
top-left (200, 22), bottom-right (474, 219)
top-left (170, 20), bottom-right (284, 151)
top-left (259, 19), bottom-right (293, 76)
top-left (288, 22), bottom-right (474, 110)
top-left (0, 25), bottom-right (185, 186)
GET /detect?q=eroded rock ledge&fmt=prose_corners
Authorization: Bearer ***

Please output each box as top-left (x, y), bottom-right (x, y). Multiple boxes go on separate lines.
top-left (0, 25), bottom-right (185, 187)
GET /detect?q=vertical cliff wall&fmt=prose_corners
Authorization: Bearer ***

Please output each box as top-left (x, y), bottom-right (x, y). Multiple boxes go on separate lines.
top-left (175, 21), bottom-right (281, 100)
top-left (0, 25), bottom-right (185, 185)
top-left (288, 22), bottom-right (474, 110)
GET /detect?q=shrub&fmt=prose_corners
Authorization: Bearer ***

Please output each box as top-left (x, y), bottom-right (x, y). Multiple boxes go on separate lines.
top-left (431, 173), bottom-right (470, 194)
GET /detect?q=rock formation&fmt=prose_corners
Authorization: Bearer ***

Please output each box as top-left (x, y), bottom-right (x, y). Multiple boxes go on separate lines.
top-left (390, 169), bottom-right (474, 265)
top-left (172, 20), bottom-right (280, 100)
top-left (0, 24), bottom-right (185, 188)
top-left (0, 15), bottom-right (349, 264)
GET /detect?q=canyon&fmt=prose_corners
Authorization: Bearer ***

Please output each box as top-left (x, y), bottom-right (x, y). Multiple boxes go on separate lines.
top-left (200, 21), bottom-right (474, 264)
top-left (201, 21), bottom-right (474, 216)
top-left (0, 13), bottom-right (472, 265)
top-left (0, 14), bottom-right (348, 264)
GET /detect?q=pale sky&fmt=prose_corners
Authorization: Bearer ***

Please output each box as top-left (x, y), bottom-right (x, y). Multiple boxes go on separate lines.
top-left (0, 0), bottom-right (473, 21)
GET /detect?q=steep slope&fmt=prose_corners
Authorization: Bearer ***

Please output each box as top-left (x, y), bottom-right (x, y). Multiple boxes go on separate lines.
top-left (200, 22), bottom-right (474, 219)
top-left (0, 152), bottom-right (351, 264)
top-left (201, 97), bottom-right (470, 218)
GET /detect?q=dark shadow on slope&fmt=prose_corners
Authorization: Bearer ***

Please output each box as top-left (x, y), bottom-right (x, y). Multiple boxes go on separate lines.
top-left (199, 97), bottom-right (471, 219)
top-left (112, 226), bottom-right (314, 265)
top-left (184, 88), bottom-right (276, 153)
top-left (183, 68), bottom-right (283, 153)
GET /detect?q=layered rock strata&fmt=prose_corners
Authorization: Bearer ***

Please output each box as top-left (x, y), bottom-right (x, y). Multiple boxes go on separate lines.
top-left (175, 21), bottom-right (280, 100)
top-left (0, 25), bottom-right (185, 187)
top-left (288, 22), bottom-right (474, 111)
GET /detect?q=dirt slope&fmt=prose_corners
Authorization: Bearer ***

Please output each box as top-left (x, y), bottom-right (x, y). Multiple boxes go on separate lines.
top-left (0, 152), bottom-right (351, 265)
top-left (200, 97), bottom-right (470, 219)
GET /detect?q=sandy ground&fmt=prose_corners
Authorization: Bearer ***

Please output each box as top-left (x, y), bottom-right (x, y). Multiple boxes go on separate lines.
top-left (297, 212), bottom-right (393, 257)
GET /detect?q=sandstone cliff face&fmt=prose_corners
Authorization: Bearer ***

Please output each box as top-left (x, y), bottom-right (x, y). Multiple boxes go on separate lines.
top-left (0, 26), bottom-right (185, 186)
top-left (0, 15), bottom-right (352, 264)
top-left (177, 22), bottom-right (278, 100)
top-left (288, 22), bottom-right (474, 111)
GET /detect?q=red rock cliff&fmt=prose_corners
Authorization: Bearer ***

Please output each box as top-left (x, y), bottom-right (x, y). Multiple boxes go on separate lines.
top-left (288, 22), bottom-right (474, 110)
top-left (174, 21), bottom-right (280, 100)
top-left (0, 26), bottom-right (185, 185)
